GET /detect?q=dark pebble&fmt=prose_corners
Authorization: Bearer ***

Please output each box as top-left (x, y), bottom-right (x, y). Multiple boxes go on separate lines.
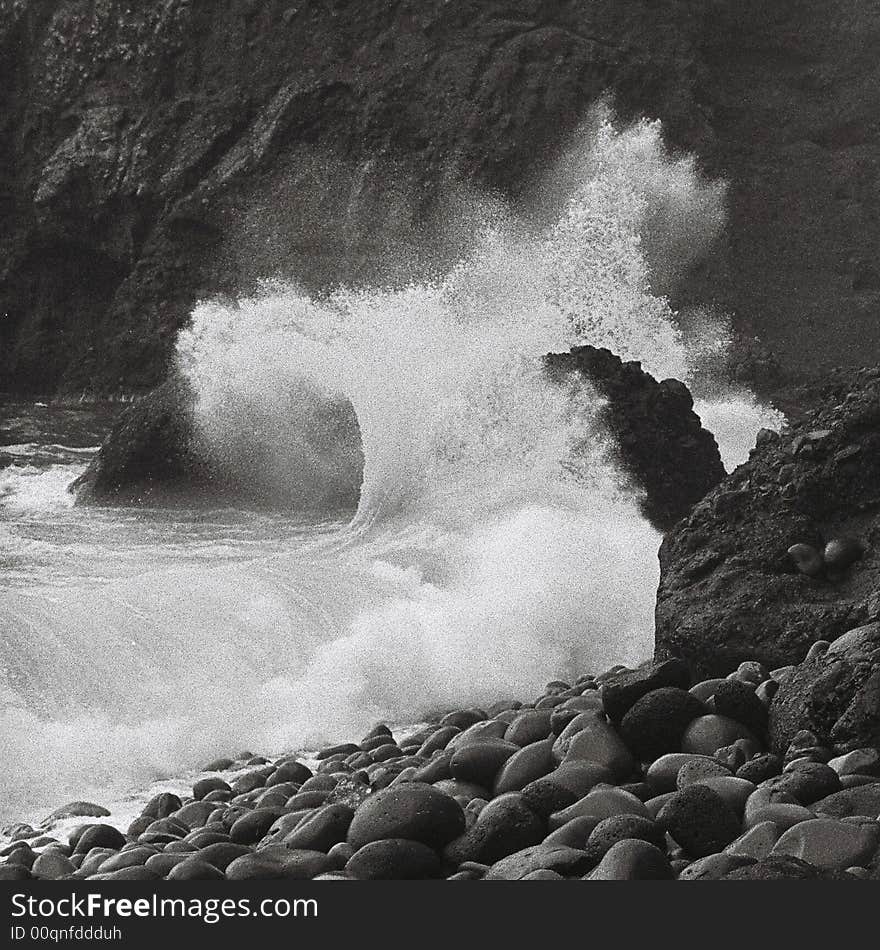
top-left (73, 824), bottom-right (126, 854)
top-left (268, 759), bottom-right (313, 785)
top-left (345, 838), bottom-right (442, 879)
top-left (658, 785), bottom-right (741, 858)
top-left (485, 844), bottom-right (592, 880)
top-left (370, 744), bottom-right (402, 763)
top-left (284, 804), bottom-right (354, 852)
top-left (144, 853), bottom-right (193, 876)
top-left (193, 777), bottom-right (231, 800)
top-left (229, 808), bottom-right (286, 845)
top-left (432, 779), bottom-right (489, 802)
top-left (439, 709), bottom-right (486, 731)
top-left (126, 817), bottom-right (152, 838)
top-left (30, 851), bottom-right (76, 880)
top-left (520, 777), bottom-right (578, 819)
top-left (586, 839), bottom-right (673, 880)
top-left (600, 659), bottom-right (691, 723)
top-left (542, 816), bottom-right (601, 848)
top-left (45, 801), bottom-right (110, 822)
top-left (721, 855), bottom-right (847, 880)
top-left (286, 790), bottom-right (330, 810)
top-left (362, 724), bottom-right (393, 742)
top-left (89, 866), bottom-right (158, 881)
top-left (230, 766), bottom-right (274, 795)
top-left (316, 743), bottom-right (360, 760)
top-left (279, 849), bottom-right (338, 880)
top-left (417, 726), bottom-right (461, 756)
top-left (619, 688), bottom-right (706, 761)
top-left (450, 740), bottom-right (518, 787)
top-left (493, 738), bottom-right (555, 794)
top-left (347, 783), bottom-right (465, 850)
top-left (196, 843), bottom-right (252, 871)
top-left (810, 782), bottom-right (880, 818)
top-left (174, 801), bottom-right (220, 829)
top-left (143, 817), bottom-right (187, 839)
top-left (93, 848), bottom-right (154, 875)
top-left (584, 815), bottom-right (665, 863)
top-left (711, 680), bottom-right (768, 735)
top-left (677, 853), bottom-right (757, 880)
top-left (736, 753), bottom-right (782, 784)
top-left (359, 734), bottom-right (395, 753)
top-left (442, 793), bottom-right (544, 867)
top-left (166, 859), bottom-right (226, 881)
top-left (141, 792), bottom-right (183, 819)
top-left (549, 708), bottom-right (582, 736)
top-left (768, 762), bottom-right (842, 804)
top-left (504, 710), bottom-right (554, 747)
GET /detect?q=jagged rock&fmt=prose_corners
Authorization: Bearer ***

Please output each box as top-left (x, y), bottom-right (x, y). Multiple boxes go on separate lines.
top-left (656, 371), bottom-right (880, 676)
top-left (769, 623), bottom-right (880, 755)
top-left (546, 347), bottom-right (725, 529)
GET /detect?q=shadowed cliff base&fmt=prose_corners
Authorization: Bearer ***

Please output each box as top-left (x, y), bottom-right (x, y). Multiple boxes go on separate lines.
top-left (1, 1), bottom-right (879, 395)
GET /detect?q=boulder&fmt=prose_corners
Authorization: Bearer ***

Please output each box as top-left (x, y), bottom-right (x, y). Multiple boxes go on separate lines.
top-left (72, 374), bottom-right (364, 509)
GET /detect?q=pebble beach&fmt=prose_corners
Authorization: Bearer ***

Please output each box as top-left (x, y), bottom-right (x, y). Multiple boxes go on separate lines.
top-left (3, 653), bottom-right (879, 882)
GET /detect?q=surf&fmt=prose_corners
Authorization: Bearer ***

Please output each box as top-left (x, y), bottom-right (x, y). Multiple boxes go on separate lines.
top-left (0, 108), bottom-right (782, 822)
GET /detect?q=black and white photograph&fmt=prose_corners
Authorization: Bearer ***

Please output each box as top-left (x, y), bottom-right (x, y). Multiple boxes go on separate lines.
top-left (1, 0), bottom-right (879, 925)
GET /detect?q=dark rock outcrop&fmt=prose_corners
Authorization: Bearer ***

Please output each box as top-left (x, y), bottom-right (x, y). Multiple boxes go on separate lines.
top-left (70, 376), bottom-right (210, 505)
top-left (770, 623), bottom-right (880, 756)
top-left (74, 344), bottom-right (724, 525)
top-left (71, 373), bottom-right (364, 509)
top-left (655, 368), bottom-right (880, 677)
top-left (546, 346), bottom-right (725, 530)
top-left (3, 2), bottom-right (880, 396)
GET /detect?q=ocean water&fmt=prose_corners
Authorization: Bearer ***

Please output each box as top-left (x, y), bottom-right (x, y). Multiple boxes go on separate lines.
top-left (0, 110), bottom-right (783, 825)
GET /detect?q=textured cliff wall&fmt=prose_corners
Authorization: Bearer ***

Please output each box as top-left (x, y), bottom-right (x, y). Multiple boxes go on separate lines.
top-left (1, 1), bottom-right (878, 395)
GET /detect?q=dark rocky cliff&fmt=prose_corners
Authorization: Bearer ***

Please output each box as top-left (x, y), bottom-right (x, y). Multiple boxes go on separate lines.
top-left (2, 1), bottom-right (879, 395)
top-left (656, 368), bottom-right (880, 677)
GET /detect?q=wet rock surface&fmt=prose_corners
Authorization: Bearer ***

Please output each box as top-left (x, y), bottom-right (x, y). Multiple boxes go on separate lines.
top-left (656, 371), bottom-right (880, 675)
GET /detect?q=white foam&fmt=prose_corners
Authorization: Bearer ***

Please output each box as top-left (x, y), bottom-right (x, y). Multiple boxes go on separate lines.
top-left (0, 107), bottom-right (781, 820)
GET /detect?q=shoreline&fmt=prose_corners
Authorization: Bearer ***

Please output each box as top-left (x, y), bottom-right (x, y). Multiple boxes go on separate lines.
top-left (3, 655), bottom-right (878, 881)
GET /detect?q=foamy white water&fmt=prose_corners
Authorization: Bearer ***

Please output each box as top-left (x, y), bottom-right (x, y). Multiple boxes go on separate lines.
top-left (0, 108), bottom-right (782, 823)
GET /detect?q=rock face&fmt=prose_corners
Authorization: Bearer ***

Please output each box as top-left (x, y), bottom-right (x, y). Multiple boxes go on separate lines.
top-left (2, 2), bottom-right (880, 395)
top-left (546, 346), bottom-right (725, 529)
top-left (74, 344), bottom-right (724, 525)
top-left (655, 368), bottom-right (880, 677)
top-left (770, 623), bottom-right (880, 755)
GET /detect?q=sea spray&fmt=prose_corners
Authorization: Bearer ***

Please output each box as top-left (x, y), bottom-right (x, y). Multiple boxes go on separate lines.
top-left (0, 109), bottom-right (781, 820)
